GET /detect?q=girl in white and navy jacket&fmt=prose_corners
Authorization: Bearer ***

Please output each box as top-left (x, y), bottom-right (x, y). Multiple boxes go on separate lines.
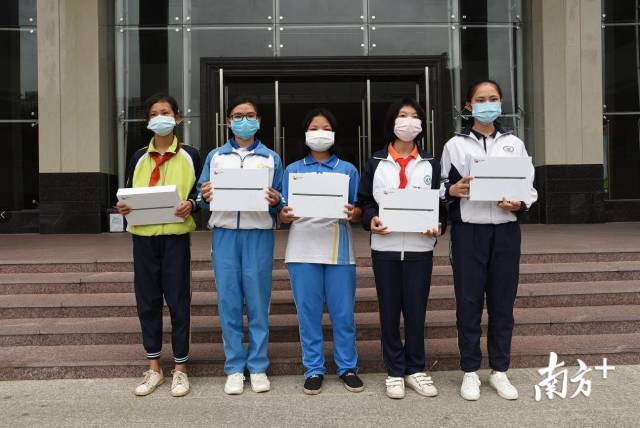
top-left (358, 97), bottom-right (447, 400)
top-left (441, 80), bottom-right (537, 402)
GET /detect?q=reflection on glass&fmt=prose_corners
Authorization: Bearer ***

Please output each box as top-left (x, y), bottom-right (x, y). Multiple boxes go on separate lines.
top-left (0, 30), bottom-right (38, 119)
top-left (121, 0), bottom-right (183, 26)
top-left (190, 0), bottom-right (273, 24)
top-left (605, 115), bottom-right (640, 199)
top-left (369, 26), bottom-right (450, 56)
top-left (603, 25), bottom-right (640, 112)
top-left (460, 0), bottom-right (520, 23)
top-left (0, 0), bottom-right (37, 27)
top-left (369, 0), bottom-right (450, 23)
top-left (189, 28), bottom-right (274, 116)
top-left (602, 0), bottom-right (639, 23)
top-left (279, 0), bottom-right (363, 24)
top-left (460, 26), bottom-right (516, 113)
top-left (0, 122), bottom-right (38, 210)
top-left (124, 28), bottom-right (183, 118)
top-left (279, 26), bottom-right (365, 56)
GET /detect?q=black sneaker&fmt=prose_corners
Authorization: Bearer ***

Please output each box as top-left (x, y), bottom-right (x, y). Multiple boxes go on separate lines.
top-left (340, 371), bottom-right (365, 393)
top-left (303, 375), bottom-right (323, 395)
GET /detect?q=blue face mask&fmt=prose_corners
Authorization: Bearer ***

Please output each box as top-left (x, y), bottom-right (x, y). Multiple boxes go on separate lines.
top-left (471, 102), bottom-right (502, 124)
top-left (230, 118), bottom-right (260, 140)
top-left (147, 115), bottom-right (176, 136)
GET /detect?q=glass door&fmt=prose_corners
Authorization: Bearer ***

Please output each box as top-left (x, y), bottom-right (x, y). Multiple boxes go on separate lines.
top-left (214, 69), bottom-right (277, 152)
top-left (363, 67), bottom-right (435, 159)
top-left (278, 80), bottom-right (366, 167)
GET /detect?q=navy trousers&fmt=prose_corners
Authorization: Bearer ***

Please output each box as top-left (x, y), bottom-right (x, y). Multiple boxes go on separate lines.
top-left (450, 222), bottom-right (521, 372)
top-left (372, 252), bottom-right (433, 377)
top-left (132, 234), bottom-right (191, 363)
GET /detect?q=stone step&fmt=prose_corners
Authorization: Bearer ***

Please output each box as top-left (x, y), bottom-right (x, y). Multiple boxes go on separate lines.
top-left (2, 252), bottom-right (640, 274)
top-left (2, 261), bottom-right (640, 294)
top-left (2, 305), bottom-right (639, 346)
top-left (2, 333), bottom-right (638, 380)
top-left (1, 280), bottom-right (639, 319)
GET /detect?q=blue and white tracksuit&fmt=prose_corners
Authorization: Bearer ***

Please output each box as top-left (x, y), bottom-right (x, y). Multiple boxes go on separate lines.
top-left (441, 126), bottom-right (537, 372)
top-left (198, 138), bottom-right (284, 375)
top-left (283, 154), bottom-right (360, 378)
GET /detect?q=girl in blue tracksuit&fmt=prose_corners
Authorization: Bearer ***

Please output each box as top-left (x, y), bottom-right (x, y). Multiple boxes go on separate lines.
top-left (441, 80), bottom-right (537, 401)
top-left (279, 108), bottom-right (364, 395)
top-left (358, 97), bottom-right (447, 400)
top-left (197, 97), bottom-right (284, 395)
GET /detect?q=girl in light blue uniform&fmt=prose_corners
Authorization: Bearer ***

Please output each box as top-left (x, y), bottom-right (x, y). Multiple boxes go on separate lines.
top-left (198, 97), bottom-right (284, 395)
top-left (279, 108), bottom-right (364, 395)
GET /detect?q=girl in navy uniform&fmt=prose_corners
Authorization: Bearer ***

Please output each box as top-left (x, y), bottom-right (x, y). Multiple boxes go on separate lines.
top-left (441, 80), bottom-right (537, 401)
top-left (116, 93), bottom-right (202, 397)
top-left (358, 97), bottom-right (446, 399)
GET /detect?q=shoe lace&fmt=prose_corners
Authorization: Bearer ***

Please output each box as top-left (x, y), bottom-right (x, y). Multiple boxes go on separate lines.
top-left (386, 377), bottom-right (404, 387)
top-left (412, 372), bottom-right (434, 388)
top-left (230, 373), bottom-right (245, 382)
top-left (141, 369), bottom-right (156, 385)
top-left (172, 370), bottom-right (187, 387)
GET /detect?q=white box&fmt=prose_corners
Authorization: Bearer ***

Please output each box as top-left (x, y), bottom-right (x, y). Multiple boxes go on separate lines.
top-left (116, 185), bottom-right (183, 226)
top-left (287, 173), bottom-right (349, 219)
top-left (379, 189), bottom-right (440, 233)
top-left (469, 156), bottom-right (532, 202)
top-left (109, 213), bottom-right (125, 232)
top-left (211, 168), bottom-right (270, 212)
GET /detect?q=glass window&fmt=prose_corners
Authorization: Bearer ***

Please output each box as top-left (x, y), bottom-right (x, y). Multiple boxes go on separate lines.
top-left (279, 26), bottom-right (365, 56)
top-left (605, 115), bottom-right (640, 199)
top-left (460, 26), bottom-right (517, 113)
top-left (0, 122), bottom-right (38, 210)
top-left (0, 29), bottom-right (38, 119)
top-left (120, 0), bottom-right (183, 26)
top-left (189, 0), bottom-right (273, 25)
top-left (460, 0), bottom-right (521, 24)
top-left (123, 28), bottom-right (184, 119)
top-left (369, 25), bottom-right (450, 56)
top-left (189, 28), bottom-right (274, 116)
top-left (602, 0), bottom-right (639, 23)
top-left (182, 116), bottom-right (201, 150)
top-left (279, 0), bottom-right (363, 24)
top-left (603, 25), bottom-right (640, 112)
top-left (0, 0), bottom-right (37, 27)
top-left (368, 0), bottom-right (451, 23)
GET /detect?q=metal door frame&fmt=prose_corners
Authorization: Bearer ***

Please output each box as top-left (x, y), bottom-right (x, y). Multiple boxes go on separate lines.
top-left (201, 56), bottom-right (449, 158)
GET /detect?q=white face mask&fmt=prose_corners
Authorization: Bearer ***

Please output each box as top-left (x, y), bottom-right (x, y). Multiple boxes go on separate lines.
top-left (305, 130), bottom-right (335, 152)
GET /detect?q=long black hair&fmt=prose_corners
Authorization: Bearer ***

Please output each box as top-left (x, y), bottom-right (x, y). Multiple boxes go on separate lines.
top-left (301, 108), bottom-right (339, 157)
top-left (384, 97), bottom-right (426, 143)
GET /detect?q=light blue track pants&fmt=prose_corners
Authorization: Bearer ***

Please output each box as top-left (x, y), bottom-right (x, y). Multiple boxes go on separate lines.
top-left (287, 262), bottom-right (358, 378)
top-left (213, 228), bottom-right (274, 374)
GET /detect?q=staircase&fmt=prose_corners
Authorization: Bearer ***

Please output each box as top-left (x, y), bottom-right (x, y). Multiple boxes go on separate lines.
top-left (1, 250), bottom-right (640, 380)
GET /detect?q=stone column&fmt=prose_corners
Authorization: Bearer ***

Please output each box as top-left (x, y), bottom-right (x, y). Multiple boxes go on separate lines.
top-left (523, 0), bottom-right (605, 223)
top-left (37, 0), bottom-right (116, 233)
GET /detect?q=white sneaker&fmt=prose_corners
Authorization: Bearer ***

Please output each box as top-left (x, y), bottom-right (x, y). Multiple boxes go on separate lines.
top-left (250, 373), bottom-right (271, 393)
top-left (460, 372), bottom-right (481, 401)
top-left (385, 376), bottom-right (405, 399)
top-left (489, 371), bottom-right (519, 400)
top-left (405, 372), bottom-right (438, 397)
top-left (134, 369), bottom-right (164, 396)
top-left (170, 370), bottom-right (190, 397)
top-left (224, 373), bottom-right (245, 395)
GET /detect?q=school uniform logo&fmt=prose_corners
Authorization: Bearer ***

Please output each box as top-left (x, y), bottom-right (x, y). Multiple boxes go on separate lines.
top-left (503, 146), bottom-right (515, 152)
